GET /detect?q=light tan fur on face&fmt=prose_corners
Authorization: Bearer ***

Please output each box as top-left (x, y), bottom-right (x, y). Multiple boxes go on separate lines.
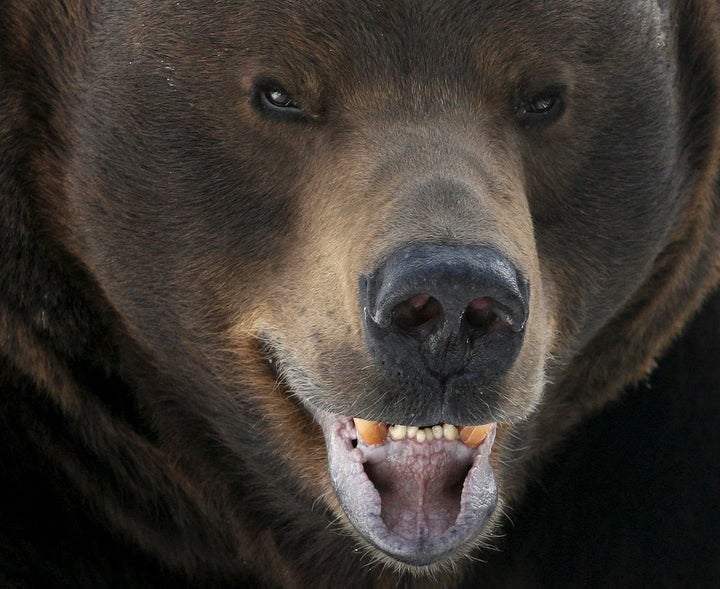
top-left (238, 114), bottom-right (554, 422)
top-left (221, 112), bottom-right (558, 577)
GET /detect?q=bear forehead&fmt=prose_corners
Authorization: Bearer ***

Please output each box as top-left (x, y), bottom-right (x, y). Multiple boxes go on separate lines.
top-left (93, 0), bottom-right (673, 122)
top-left (107, 0), bottom-right (670, 64)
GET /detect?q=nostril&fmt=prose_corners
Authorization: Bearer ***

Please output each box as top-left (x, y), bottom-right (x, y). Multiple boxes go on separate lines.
top-left (392, 294), bottom-right (444, 333)
top-left (463, 297), bottom-right (511, 337)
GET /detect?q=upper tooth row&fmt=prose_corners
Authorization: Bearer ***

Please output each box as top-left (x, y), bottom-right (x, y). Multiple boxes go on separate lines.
top-left (389, 423), bottom-right (458, 442)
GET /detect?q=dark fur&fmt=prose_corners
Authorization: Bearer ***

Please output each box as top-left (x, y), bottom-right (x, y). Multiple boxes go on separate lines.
top-left (1, 1), bottom-right (719, 587)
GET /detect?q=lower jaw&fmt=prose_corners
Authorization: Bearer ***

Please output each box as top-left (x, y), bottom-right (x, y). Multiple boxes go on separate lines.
top-left (312, 409), bottom-right (499, 567)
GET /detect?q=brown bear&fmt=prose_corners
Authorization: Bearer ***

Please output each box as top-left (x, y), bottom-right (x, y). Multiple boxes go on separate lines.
top-left (1, 1), bottom-right (719, 587)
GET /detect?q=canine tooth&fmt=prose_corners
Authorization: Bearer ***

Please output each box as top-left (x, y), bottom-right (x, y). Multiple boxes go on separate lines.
top-left (407, 426), bottom-right (418, 439)
top-left (459, 423), bottom-right (495, 447)
top-left (415, 428), bottom-right (426, 443)
top-left (432, 425), bottom-right (443, 440)
top-left (443, 423), bottom-right (458, 441)
top-left (390, 425), bottom-right (407, 440)
top-left (353, 418), bottom-right (387, 445)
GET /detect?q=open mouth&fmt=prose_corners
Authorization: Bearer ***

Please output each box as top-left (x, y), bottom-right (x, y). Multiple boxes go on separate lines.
top-left (313, 410), bottom-right (498, 567)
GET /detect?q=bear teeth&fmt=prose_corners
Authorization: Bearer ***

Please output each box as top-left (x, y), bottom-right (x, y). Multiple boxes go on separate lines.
top-left (353, 418), bottom-right (493, 447)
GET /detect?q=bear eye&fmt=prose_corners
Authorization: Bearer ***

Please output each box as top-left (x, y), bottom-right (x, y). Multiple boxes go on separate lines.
top-left (263, 89), bottom-right (298, 110)
top-left (526, 96), bottom-right (555, 113)
top-left (255, 81), bottom-right (309, 121)
top-left (518, 92), bottom-right (565, 128)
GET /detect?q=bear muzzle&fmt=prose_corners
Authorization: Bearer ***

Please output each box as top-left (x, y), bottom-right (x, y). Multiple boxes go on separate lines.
top-left (362, 243), bottom-right (528, 383)
top-left (314, 408), bottom-right (498, 567)
top-left (261, 241), bottom-right (532, 565)
top-left (357, 242), bottom-right (530, 426)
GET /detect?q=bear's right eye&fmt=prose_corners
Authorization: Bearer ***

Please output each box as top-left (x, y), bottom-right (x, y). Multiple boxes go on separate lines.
top-left (255, 81), bottom-right (309, 122)
top-left (263, 89), bottom-right (299, 110)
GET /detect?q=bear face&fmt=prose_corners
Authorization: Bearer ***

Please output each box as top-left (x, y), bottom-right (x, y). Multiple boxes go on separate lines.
top-left (2, 0), bottom-right (720, 585)
top-left (59, 0), bottom-right (703, 569)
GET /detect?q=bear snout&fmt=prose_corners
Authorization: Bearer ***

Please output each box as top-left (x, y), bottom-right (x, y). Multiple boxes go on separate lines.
top-left (360, 242), bottom-right (529, 422)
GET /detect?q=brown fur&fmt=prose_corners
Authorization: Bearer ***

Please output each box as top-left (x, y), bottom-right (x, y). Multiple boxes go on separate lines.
top-left (1, 1), bottom-right (719, 587)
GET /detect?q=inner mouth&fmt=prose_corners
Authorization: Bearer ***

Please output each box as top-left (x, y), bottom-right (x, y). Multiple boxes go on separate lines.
top-left (313, 410), bottom-right (498, 567)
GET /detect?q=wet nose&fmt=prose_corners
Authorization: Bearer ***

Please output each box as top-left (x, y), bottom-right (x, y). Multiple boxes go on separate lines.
top-left (362, 243), bottom-right (529, 383)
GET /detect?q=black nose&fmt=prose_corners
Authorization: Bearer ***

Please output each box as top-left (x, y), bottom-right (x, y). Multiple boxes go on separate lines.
top-left (361, 243), bottom-right (529, 384)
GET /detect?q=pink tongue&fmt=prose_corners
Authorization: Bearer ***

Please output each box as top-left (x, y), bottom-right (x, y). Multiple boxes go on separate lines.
top-left (362, 439), bottom-right (476, 540)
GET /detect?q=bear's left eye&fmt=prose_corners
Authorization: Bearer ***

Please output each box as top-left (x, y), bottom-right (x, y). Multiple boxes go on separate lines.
top-left (518, 92), bottom-right (565, 128)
